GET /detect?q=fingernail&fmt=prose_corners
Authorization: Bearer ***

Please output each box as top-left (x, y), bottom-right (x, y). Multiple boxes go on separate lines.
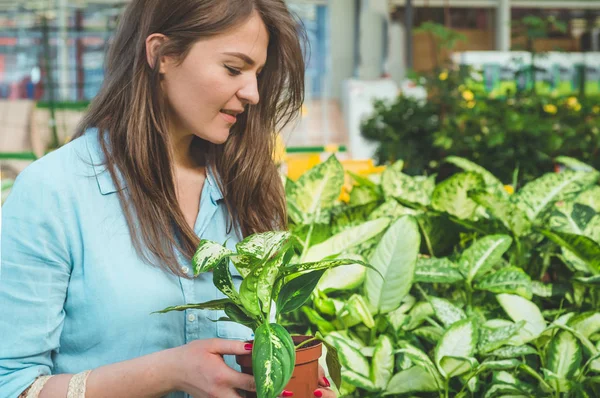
top-left (314, 390), bottom-right (323, 397)
top-left (322, 377), bottom-right (331, 387)
top-left (282, 390), bottom-right (294, 397)
top-left (244, 343), bottom-right (253, 351)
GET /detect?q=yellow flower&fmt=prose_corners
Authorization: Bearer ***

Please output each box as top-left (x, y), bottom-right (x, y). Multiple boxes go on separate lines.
top-left (544, 104), bottom-right (558, 114)
top-left (566, 96), bottom-right (578, 108)
top-left (593, 105), bottom-right (600, 114)
top-left (439, 71), bottom-right (448, 81)
top-left (339, 187), bottom-right (350, 203)
top-left (504, 185), bottom-right (515, 195)
top-left (467, 101), bottom-right (476, 109)
top-left (574, 103), bottom-right (582, 112)
top-left (462, 90), bottom-right (475, 101)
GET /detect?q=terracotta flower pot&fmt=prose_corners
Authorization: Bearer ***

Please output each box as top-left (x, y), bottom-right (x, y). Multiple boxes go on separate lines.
top-left (236, 335), bottom-right (322, 398)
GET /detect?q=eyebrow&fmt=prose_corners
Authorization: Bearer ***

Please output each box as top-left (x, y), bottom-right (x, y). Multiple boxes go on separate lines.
top-left (223, 52), bottom-right (264, 68)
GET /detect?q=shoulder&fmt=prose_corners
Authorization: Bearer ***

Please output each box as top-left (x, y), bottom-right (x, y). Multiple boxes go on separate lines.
top-left (10, 131), bottom-right (97, 202)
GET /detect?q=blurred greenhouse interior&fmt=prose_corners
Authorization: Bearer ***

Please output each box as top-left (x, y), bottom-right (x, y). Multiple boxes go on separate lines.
top-left (1, 0), bottom-right (600, 174)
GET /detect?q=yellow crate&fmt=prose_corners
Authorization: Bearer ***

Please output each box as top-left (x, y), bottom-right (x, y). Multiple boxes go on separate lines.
top-left (285, 153), bottom-right (322, 181)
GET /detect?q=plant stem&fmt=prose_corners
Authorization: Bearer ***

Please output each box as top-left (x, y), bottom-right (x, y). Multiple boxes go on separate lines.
top-left (295, 337), bottom-right (319, 350)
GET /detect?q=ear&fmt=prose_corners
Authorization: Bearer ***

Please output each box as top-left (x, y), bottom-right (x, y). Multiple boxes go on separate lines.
top-left (145, 33), bottom-right (169, 73)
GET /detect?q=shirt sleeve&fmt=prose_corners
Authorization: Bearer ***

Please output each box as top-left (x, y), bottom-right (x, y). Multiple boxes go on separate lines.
top-left (0, 164), bottom-right (72, 398)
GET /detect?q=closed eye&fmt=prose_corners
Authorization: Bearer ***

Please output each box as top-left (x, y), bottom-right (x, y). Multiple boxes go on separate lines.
top-left (224, 65), bottom-right (242, 76)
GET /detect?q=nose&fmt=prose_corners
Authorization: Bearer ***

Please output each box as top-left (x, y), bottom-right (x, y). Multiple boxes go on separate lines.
top-left (237, 76), bottom-right (260, 106)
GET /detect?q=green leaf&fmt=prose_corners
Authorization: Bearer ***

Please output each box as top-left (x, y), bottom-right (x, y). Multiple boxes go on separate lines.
top-left (341, 370), bottom-right (380, 392)
top-left (326, 334), bottom-right (371, 377)
top-left (539, 229), bottom-right (600, 274)
top-left (192, 240), bottom-right (233, 275)
top-left (568, 312), bottom-right (600, 339)
top-left (347, 170), bottom-right (381, 191)
top-left (486, 345), bottom-right (538, 359)
top-left (575, 186), bottom-right (600, 212)
top-left (153, 298), bottom-right (232, 314)
top-left (431, 172), bottom-right (485, 219)
top-left (315, 332), bottom-right (342, 390)
top-left (368, 199), bottom-right (418, 221)
top-left (365, 216), bottom-right (420, 314)
top-left (404, 301), bottom-right (435, 331)
top-left (458, 235), bottom-right (513, 284)
top-left (213, 259), bottom-right (243, 305)
top-left (303, 218), bottom-right (390, 262)
top-left (546, 331), bottom-right (582, 392)
top-left (513, 170), bottom-right (600, 221)
top-left (302, 307), bottom-right (335, 335)
top-left (382, 162), bottom-right (435, 206)
top-left (554, 156), bottom-right (597, 172)
top-left (429, 296), bottom-right (466, 328)
top-left (349, 185), bottom-right (380, 206)
top-left (469, 190), bottom-right (531, 236)
top-left (253, 323), bottom-right (295, 398)
top-left (475, 267), bottom-right (533, 299)
top-left (478, 359), bottom-right (522, 371)
top-left (435, 318), bottom-right (478, 378)
top-left (371, 335), bottom-right (394, 389)
top-left (331, 201), bottom-right (381, 234)
top-left (497, 294), bottom-right (546, 343)
top-left (223, 304), bottom-right (257, 329)
top-left (412, 326), bottom-right (445, 345)
top-left (396, 343), bottom-right (444, 390)
top-left (384, 366), bottom-right (440, 395)
top-left (337, 294), bottom-right (375, 329)
top-left (287, 155), bottom-right (345, 224)
top-left (574, 274), bottom-right (600, 285)
top-left (281, 257), bottom-right (376, 279)
top-left (439, 356), bottom-right (478, 379)
top-left (479, 321), bottom-right (526, 353)
top-left (316, 255), bottom-right (366, 292)
top-left (276, 270), bottom-right (325, 315)
top-left (236, 231), bottom-right (291, 260)
top-left (415, 257), bottom-right (464, 284)
top-left (444, 156), bottom-right (507, 198)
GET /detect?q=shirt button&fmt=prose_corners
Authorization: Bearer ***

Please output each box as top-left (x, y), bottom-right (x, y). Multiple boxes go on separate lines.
top-left (188, 314), bottom-right (196, 322)
top-left (181, 266), bottom-right (190, 274)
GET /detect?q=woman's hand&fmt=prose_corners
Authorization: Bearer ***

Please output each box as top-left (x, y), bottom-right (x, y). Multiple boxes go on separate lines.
top-left (313, 365), bottom-right (336, 398)
top-left (170, 338), bottom-right (255, 398)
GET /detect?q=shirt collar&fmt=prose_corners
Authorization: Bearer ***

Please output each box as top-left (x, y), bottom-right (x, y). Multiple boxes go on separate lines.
top-left (85, 128), bottom-right (225, 202)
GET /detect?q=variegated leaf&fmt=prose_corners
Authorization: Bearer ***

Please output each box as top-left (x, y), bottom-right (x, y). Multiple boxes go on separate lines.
top-left (444, 156), bottom-right (507, 198)
top-left (235, 231), bottom-right (291, 260)
top-left (384, 366), bottom-right (440, 395)
top-left (431, 172), bottom-right (485, 220)
top-left (326, 334), bottom-right (370, 377)
top-left (539, 228), bottom-right (600, 274)
top-left (153, 298), bottom-right (231, 313)
top-left (479, 321), bottom-right (526, 353)
top-left (512, 170), bottom-right (600, 222)
top-left (371, 335), bottom-right (394, 389)
top-left (435, 318), bottom-right (478, 378)
top-left (546, 330), bottom-right (582, 392)
top-left (458, 235), bottom-right (513, 285)
top-left (475, 267), bottom-right (532, 299)
top-left (486, 345), bottom-right (538, 359)
top-left (469, 190), bottom-right (531, 236)
top-left (253, 323), bottom-right (296, 398)
top-left (429, 296), bottom-right (466, 328)
top-left (396, 343), bottom-right (444, 389)
top-left (368, 199), bottom-right (418, 221)
top-left (316, 254), bottom-right (366, 292)
top-left (497, 294), bottom-right (546, 343)
top-left (286, 155), bottom-right (345, 224)
top-left (213, 259), bottom-right (243, 306)
top-left (382, 161), bottom-right (435, 206)
top-left (415, 257), bottom-right (464, 284)
top-left (192, 240), bottom-right (233, 275)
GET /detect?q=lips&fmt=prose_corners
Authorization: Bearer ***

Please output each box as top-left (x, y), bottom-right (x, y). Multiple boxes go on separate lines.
top-left (220, 111), bottom-right (237, 124)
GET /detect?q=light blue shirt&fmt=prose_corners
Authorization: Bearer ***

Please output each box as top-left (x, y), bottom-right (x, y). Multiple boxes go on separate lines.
top-left (0, 129), bottom-right (253, 398)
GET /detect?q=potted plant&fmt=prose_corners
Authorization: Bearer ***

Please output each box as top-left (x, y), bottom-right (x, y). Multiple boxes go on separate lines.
top-left (155, 230), bottom-right (377, 398)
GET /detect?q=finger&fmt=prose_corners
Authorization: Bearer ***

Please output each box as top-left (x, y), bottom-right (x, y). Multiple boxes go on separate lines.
top-left (313, 388), bottom-right (336, 398)
top-left (317, 366), bottom-right (331, 388)
top-left (208, 338), bottom-right (253, 355)
top-left (222, 367), bottom-right (256, 392)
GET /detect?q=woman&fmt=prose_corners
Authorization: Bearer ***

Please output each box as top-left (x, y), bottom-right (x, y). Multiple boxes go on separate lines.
top-left (0, 1), bottom-right (335, 397)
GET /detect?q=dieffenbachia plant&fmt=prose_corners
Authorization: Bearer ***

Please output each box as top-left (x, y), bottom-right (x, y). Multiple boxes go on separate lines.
top-left (156, 230), bottom-right (380, 398)
top-left (282, 155), bottom-right (600, 397)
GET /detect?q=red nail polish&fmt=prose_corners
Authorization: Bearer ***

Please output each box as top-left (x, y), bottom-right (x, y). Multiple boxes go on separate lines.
top-left (282, 390), bottom-right (294, 397)
top-left (314, 390), bottom-right (323, 397)
top-left (244, 343), bottom-right (253, 350)
top-left (322, 377), bottom-right (331, 387)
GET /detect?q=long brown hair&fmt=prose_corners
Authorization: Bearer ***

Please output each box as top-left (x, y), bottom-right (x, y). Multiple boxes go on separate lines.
top-left (75, 0), bottom-right (305, 276)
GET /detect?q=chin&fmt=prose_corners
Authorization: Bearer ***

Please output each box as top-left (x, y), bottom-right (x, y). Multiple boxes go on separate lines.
top-left (194, 129), bottom-right (230, 145)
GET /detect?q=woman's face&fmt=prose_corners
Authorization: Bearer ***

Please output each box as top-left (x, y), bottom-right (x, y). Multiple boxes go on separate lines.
top-left (161, 12), bottom-right (269, 144)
